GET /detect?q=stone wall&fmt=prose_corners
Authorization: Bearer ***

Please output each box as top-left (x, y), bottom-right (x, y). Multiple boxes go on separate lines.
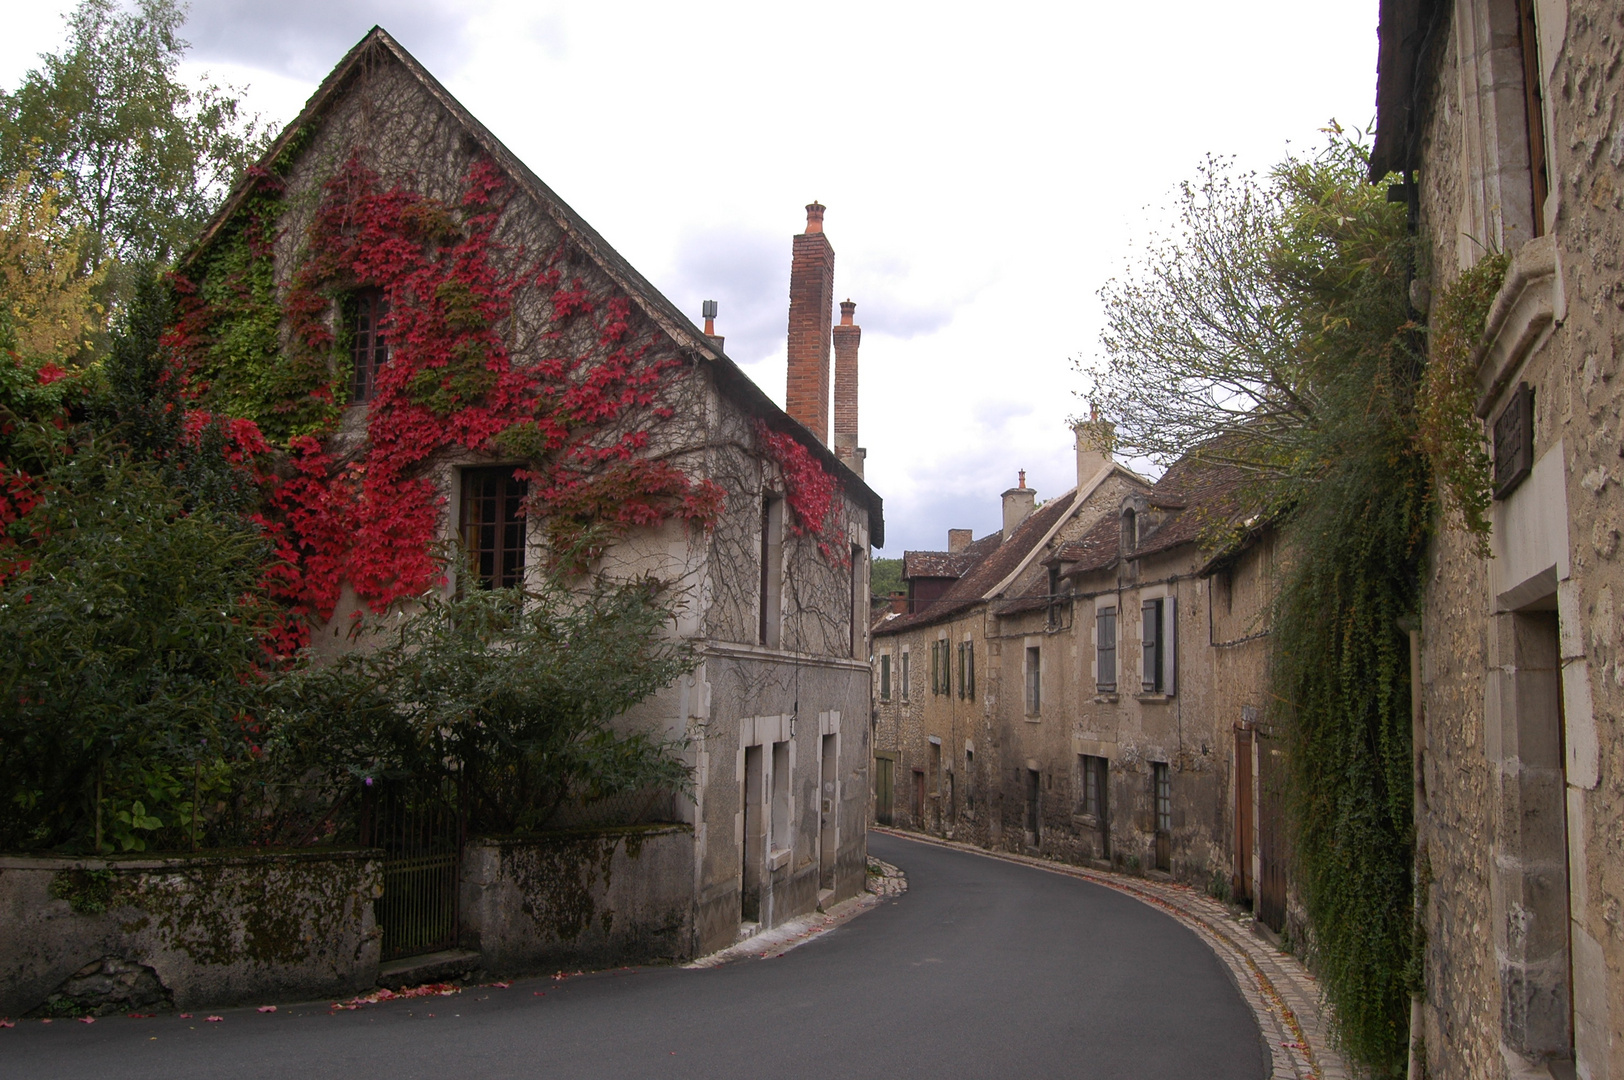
top-left (1409, 1), bottom-right (1624, 1076)
top-left (0, 849), bottom-right (381, 1017)
top-left (462, 825), bottom-right (695, 973)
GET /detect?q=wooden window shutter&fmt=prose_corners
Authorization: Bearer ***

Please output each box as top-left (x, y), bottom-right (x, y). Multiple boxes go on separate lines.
top-left (1142, 599), bottom-right (1160, 693)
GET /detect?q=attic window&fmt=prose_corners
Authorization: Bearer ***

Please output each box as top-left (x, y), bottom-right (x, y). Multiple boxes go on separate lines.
top-left (1122, 508), bottom-right (1138, 552)
top-left (350, 288), bottom-right (391, 404)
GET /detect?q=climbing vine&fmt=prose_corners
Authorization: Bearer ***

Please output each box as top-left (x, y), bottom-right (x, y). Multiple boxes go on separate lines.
top-left (1415, 251), bottom-right (1509, 550)
top-left (755, 419), bottom-right (847, 566)
top-left (160, 151), bottom-right (725, 650)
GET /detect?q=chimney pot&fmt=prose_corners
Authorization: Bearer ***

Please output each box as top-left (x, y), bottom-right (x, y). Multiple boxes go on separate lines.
top-left (839, 299), bottom-right (856, 326)
top-left (1018, 469), bottom-right (1027, 489)
top-left (805, 201), bottom-right (826, 234)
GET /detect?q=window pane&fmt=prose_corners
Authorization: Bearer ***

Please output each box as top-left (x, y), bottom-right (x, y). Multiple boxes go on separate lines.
top-left (461, 467), bottom-right (527, 588)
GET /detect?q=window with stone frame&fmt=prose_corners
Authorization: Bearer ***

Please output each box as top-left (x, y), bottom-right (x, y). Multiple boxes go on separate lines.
top-left (349, 287), bottom-right (390, 404)
top-left (460, 466), bottom-right (527, 589)
top-left (1096, 606), bottom-right (1118, 692)
top-left (1140, 596), bottom-right (1176, 695)
top-left (900, 650), bottom-right (910, 702)
top-left (1025, 645), bottom-right (1041, 715)
top-left (879, 654), bottom-right (892, 701)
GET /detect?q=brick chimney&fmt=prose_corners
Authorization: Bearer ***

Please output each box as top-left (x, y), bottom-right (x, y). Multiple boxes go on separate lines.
top-left (948, 528), bottom-right (972, 553)
top-left (832, 298), bottom-right (863, 475)
top-left (1002, 472), bottom-right (1036, 541)
top-left (786, 202), bottom-right (835, 443)
top-left (1073, 406), bottom-right (1115, 488)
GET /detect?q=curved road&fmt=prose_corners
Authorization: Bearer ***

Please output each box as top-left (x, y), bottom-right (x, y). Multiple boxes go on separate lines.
top-left (3, 833), bottom-right (1266, 1079)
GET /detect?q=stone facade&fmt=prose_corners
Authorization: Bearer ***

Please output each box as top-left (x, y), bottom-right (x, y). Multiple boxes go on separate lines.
top-left (1374, 0), bottom-right (1624, 1075)
top-left (190, 28), bottom-right (883, 964)
top-left (872, 424), bottom-right (1282, 913)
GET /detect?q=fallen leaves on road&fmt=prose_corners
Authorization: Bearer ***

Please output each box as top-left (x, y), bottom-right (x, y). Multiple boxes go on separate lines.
top-left (77, 1017), bottom-right (94, 1024)
top-left (127, 1013), bottom-right (155, 1019)
top-left (330, 983), bottom-right (461, 1011)
top-left (178, 1014), bottom-right (192, 1019)
top-left (257, 1006), bottom-right (277, 1013)
top-left (205, 1016), bottom-right (223, 1023)
top-left (0, 1018), bottom-right (13, 1029)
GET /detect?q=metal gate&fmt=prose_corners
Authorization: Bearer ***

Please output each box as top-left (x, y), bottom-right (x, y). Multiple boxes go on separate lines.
top-left (362, 776), bottom-right (464, 962)
top-left (1256, 738), bottom-right (1287, 933)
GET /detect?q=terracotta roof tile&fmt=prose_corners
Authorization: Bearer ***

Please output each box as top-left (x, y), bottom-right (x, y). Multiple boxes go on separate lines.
top-left (876, 494), bottom-right (1076, 636)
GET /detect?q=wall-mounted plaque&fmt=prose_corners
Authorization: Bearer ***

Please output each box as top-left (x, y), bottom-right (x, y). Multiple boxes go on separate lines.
top-left (1492, 381), bottom-right (1534, 500)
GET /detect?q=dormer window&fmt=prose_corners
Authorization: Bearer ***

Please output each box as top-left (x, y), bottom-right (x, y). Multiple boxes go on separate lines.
top-left (1122, 508), bottom-right (1138, 552)
top-left (350, 288), bottom-right (390, 404)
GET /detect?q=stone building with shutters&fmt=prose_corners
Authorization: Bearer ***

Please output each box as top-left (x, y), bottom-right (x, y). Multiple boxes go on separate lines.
top-left (184, 26), bottom-right (884, 961)
top-left (1371, 0), bottom-right (1624, 1075)
top-left (872, 428), bottom-right (1286, 913)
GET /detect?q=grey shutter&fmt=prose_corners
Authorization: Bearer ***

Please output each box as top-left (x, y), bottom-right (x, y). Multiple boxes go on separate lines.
top-left (1142, 599), bottom-right (1159, 693)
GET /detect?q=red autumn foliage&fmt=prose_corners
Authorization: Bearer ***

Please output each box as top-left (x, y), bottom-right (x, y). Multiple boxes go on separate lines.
top-left (163, 154), bottom-right (726, 652)
top-left (755, 420), bottom-right (848, 567)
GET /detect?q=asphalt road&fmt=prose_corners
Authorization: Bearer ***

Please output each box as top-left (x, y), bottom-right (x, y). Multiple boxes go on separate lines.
top-left (2, 833), bottom-right (1266, 1080)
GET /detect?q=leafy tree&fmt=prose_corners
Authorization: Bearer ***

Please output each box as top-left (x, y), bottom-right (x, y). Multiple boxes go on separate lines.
top-left (0, 169), bottom-right (104, 367)
top-left (870, 557), bottom-right (903, 602)
top-left (0, 433), bottom-right (275, 853)
top-left (265, 556), bottom-right (697, 834)
top-left (0, 0), bottom-right (270, 277)
top-left (1080, 134), bottom-right (1425, 1076)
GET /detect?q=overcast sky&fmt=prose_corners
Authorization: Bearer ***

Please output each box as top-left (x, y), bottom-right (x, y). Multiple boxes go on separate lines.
top-left (2, 1), bottom-right (1380, 555)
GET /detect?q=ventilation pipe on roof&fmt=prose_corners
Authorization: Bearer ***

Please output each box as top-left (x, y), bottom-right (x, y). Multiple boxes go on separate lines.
top-left (702, 299), bottom-right (724, 352)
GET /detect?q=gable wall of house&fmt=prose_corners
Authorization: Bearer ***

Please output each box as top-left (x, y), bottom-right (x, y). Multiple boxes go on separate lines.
top-left (248, 39), bottom-right (879, 962)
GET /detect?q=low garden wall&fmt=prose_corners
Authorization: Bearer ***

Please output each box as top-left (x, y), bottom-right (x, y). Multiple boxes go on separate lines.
top-left (462, 824), bottom-right (694, 973)
top-left (1, 825), bottom-right (696, 1017)
top-left (0, 849), bottom-right (381, 1017)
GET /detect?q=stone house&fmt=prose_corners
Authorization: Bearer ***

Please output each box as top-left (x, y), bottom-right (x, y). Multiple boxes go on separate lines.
top-left (1373, 0), bottom-right (1624, 1075)
top-left (182, 27), bottom-right (883, 961)
top-left (873, 426), bottom-right (1285, 913)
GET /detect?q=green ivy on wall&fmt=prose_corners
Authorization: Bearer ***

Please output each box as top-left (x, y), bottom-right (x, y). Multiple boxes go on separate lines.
top-left (1415, 251), bottom-right (1509, 550)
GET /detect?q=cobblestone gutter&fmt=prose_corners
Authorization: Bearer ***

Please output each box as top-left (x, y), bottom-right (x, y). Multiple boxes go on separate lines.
top-left (874, 828), bottom-right (1349, 1080)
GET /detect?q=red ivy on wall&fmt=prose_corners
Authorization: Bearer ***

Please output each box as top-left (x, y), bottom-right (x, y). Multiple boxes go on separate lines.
top-left (755, 420), bottom-right (848, 567)
top-left (167, 153), bottom-right (724, 653)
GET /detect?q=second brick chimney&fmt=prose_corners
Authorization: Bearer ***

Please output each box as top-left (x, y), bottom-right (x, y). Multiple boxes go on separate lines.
top-left (832, 299), bottom-right (862, 475)
top-left (786, 202), bottom-right (835, 443)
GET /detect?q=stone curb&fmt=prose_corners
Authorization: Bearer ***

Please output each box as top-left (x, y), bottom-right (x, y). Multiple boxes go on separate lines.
top-left (872, 828), bottom-right (1350, 1080)
top-left (684, 859), bottom-right (908, 969)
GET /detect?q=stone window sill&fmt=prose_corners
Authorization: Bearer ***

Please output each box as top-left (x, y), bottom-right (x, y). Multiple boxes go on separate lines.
top-left (1135, 692), bottom-right (1174, 704)
top-left (1093, 692), bottom-right (1119, 704)
top-left (767, 847), bottom-right (791, 872)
